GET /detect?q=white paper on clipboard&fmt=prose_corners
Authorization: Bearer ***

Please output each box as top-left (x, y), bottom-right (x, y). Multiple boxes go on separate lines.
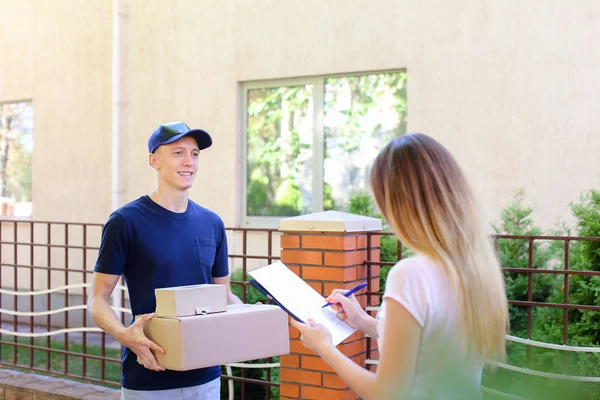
top-left (248, 261), bottom-right (356, 346)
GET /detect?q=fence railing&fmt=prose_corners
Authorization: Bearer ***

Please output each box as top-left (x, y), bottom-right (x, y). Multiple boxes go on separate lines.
top-left (1, 219), bottom-right (599, 399)
top-left (0, 220), bottom-right (124, 387)
top-left (0, 220), bottom-right (283, 399)
top-left (224, 227), bottom-right (282, 399)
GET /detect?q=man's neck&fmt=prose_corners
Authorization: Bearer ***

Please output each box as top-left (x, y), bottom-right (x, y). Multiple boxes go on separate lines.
top-left (149, 188), bottom-right (189, 213)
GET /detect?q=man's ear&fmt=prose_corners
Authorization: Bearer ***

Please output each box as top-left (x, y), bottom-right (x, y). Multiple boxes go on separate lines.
top-left (149, 153), bottom-right (159, 169)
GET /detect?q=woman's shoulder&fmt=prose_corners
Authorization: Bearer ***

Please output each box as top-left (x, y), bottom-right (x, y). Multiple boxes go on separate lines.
top-left (390, 255), bottom-right (437, 274)
top-left (387, 255), bottom-right (449, 293)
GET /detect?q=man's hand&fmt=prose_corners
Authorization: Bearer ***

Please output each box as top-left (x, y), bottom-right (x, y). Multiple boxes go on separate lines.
top-left (89, 273), bottom-right (165, 371)
top-left (118, 313), bottom-right (165, 372)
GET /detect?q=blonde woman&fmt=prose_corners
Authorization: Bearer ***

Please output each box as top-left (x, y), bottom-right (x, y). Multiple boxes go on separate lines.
top-left (291, 133), bottom-right (508, 399)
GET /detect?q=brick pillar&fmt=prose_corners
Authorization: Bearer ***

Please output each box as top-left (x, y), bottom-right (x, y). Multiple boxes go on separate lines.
top-left (278, 211), bottom-right (382, 400)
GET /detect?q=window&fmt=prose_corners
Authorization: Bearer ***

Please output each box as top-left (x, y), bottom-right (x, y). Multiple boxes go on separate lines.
top-left (0, 101), bottom-right (34, 217)
top-left (241, 71), bottom-right (407, 225)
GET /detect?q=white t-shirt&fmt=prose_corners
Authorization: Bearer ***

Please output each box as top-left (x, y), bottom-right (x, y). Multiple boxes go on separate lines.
top-left (376, 256), bottom-right (483, 399)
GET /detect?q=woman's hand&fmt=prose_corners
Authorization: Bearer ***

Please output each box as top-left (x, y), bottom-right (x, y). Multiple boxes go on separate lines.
top-left (326, 289), bottom-right (368, 330)
top-left (290, 318), bottom-right (334, 355)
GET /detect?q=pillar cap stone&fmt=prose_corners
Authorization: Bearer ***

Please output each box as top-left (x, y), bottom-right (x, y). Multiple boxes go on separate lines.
top-left (279, 210), bottom-right (382, 233)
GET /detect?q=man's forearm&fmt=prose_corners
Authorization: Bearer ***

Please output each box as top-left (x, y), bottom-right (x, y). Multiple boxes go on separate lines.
top-left (88, 296), bottom-right (127, 343)
top-left (227, 291), bottom-right (243, 305)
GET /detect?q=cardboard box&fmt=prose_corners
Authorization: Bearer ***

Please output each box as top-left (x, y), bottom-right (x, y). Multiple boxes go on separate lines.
top-left (154, 284), bottom-right (227, 317)
top-left (142, 304), bottom-right (290, 371)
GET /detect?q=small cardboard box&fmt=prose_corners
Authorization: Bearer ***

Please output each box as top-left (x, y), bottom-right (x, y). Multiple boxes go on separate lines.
top-left (154, 284), bottom-right (227, 317)
top-left (142, 304), bottom-right (290, 371)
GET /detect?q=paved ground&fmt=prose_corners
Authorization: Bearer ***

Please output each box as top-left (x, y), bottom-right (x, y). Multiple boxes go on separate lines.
top-left (0, 368), bottom-right (120, 399)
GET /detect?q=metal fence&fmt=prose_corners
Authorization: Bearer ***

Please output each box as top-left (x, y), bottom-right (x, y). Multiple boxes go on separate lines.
top-left (224, 227), bottom-right (282, 399)
top-left (1, 219), bottom-right (599, 399)
top-left (0, 220), bottom-right (283, 399)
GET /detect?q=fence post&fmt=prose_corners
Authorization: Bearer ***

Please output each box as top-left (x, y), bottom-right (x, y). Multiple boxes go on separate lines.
top-left (278, 211), bottom-right (382, 400)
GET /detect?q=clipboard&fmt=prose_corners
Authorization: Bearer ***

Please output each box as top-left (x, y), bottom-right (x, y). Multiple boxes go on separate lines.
top-left (248, 261), bottom-right (356, 345)
top-left (249, 279), bottom-right (303, 323)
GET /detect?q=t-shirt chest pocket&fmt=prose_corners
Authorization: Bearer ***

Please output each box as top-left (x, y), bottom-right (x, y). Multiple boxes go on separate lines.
top-left (195, 238), bottom-right (216, 268)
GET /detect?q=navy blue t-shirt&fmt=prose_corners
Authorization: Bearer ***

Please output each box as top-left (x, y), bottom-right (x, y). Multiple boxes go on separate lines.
top-left (94, 195), bottom-right (229, 390)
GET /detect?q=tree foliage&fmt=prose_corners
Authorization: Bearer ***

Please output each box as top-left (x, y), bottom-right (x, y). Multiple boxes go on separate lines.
top-left (492, 188), bottom-right (559, 336)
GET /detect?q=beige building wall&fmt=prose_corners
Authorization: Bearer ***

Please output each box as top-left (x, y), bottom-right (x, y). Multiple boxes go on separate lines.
top-left (1, 0), bottom-right (599, 233)
top-left (1, 0), bottom-right (113, 223)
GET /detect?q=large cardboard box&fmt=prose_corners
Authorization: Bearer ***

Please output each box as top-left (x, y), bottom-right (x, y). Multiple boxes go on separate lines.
top-left (154, 284), bottom-right (227, 317)
top-left (142, 304), bottom-right (290, 371)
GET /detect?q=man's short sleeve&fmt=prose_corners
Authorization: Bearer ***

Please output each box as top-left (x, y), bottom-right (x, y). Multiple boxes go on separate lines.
top-left (212, 219), bottom-right (229, 278)
top-left (382, 259), bottom-right (430, 327)
top-left (94, 212), bottom-right (129, 276)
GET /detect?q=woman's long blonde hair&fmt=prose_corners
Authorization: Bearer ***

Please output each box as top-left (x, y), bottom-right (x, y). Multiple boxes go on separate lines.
top-left (370, 133), bottom-right (508, 361)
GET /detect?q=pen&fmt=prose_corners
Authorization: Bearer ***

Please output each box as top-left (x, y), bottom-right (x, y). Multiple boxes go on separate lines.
top-left (322, 282), bottom-right (367, 308)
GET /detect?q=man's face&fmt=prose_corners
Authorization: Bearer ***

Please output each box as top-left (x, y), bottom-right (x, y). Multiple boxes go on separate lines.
top-left (149, 136), bottom-right (200, 191)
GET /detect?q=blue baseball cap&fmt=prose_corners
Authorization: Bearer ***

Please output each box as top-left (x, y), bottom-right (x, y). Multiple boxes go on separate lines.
top-left (148, 122), bottom-right (212, 153)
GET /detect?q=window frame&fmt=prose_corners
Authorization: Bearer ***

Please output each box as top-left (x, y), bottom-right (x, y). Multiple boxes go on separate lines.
top-left (239, 70), bottom-right (405, 228)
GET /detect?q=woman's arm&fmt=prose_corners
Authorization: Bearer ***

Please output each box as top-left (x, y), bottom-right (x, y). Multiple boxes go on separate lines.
top-left (292, 298), bottom-right (421, 400)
